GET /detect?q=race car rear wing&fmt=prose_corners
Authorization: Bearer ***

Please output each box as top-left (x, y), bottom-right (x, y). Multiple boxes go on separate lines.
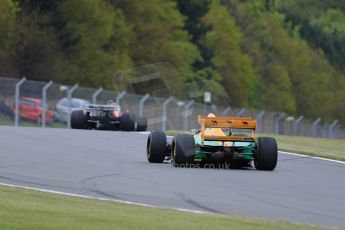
top-left (86, 104), bottom-right (120, 111)
top-left (198, 115), bottom-right (256, 145)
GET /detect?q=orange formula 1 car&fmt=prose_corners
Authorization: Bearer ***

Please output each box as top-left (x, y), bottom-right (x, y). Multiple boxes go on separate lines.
top-left (146, 114), bottom-right (278, 170)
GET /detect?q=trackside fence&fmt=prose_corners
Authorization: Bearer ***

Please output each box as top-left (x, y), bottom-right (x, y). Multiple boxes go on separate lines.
top-left (0, 76), bottom-right (344, 139)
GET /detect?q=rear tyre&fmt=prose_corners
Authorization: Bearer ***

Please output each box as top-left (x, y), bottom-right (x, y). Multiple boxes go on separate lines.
top-left (254, 137), bottom-right (278, 171)
top-left (172, 134), bottom-right (195, 167)
top-left (136, 116), bottom-right (147, 131)
top-left (71, 110), bottom-right (87, 129)
top-left (147, 131), bottom-right (167, 163)
top-left (120, 112), bottom-right (135, 131)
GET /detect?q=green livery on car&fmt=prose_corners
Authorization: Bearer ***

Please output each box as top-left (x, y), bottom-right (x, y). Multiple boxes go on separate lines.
top-left (146, 113), bottom-right (278, 170)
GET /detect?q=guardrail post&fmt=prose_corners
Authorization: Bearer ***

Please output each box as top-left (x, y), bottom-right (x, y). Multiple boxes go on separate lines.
top-left (116, 90), bottom-right (126, 104)
top-left (293, 115), bottom-right (304, 135)
top-left (184, 100), bottom-right (194, 130)
top-left (221, 107), bottom-right (231, 116)
top-left (275, 112), bottom-right (285, 134)
top-left (256, 110), bottom-right (265, 121)
top-left (67, 84), bottom-right (79, 129)
top-left (139, 94), bottom-right (150, 117)
top-left (14, 77), bottom-right (26, 127)
top-left (162, 97), bottom-right (174, 131)
top-left (236, 108), bottom-right (246, 117)
top-left (92, 87), bottom-right (103, 104)
top-left (311, 117), bottom-right (321, 137)
top-left (328, 120), bottom-right (338, 139)
top-left (41, 80), bottom-right (53, 127)
top-left (255, 110), bottom-right (265, 133)
top-left (320, 123), bottom-right (328, 138)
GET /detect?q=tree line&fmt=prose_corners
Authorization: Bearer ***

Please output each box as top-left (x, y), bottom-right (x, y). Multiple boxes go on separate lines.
top-left (0, 0), bottom-right (344, 124)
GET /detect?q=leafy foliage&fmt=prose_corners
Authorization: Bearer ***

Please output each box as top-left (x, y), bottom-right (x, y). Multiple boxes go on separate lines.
top-left (200, 0), bottom-right (258, 107)
top-left (0, 0), bottom-right (344, 123)
top-left (228, 0), bottom-right (342, 122)
top-left (0, 0), bottom-right (19, 76)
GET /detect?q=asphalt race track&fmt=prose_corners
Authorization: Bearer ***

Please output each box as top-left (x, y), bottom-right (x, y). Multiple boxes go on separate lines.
top-left (1, 126), bottom-right (345, 228)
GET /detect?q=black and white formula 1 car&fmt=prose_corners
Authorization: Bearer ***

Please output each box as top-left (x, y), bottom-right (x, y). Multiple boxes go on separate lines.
top-left (70, 102), bottom-right (147, 131)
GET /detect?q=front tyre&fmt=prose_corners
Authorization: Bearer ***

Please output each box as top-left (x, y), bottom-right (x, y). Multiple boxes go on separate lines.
top-left (172, 134), bottom-right (195, 166)
top-left (147, 131), bottom-right (167, 163)
top-left (254, 137), bottom-right (278, 171)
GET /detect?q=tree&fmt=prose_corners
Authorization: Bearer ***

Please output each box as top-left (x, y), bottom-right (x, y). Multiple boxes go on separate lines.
top-left (56, 0), bottom-right (133, 87)
top-left (0, 0), bottom-right (19, 76)
top-left (177, 0), bottom-right (211, 42)
top-left (110, 0), bottom-right (201, 82)
top-left (230, 0), bottom-right (337, 119)
top-left (200, 0), bottom-right (259, 107)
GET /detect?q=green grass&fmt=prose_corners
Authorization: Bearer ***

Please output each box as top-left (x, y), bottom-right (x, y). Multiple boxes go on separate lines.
top-left (258, 133), bottom-right (345, 161)
top-left (0, 117), bottom-right (66, 128)
top-left (0, 185), bottom-right (332, 230)
top-left (167, 130), bottom-right (345, 162)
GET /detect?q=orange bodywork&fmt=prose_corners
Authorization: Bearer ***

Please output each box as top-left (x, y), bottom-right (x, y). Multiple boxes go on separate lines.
top-left (197, 114), bottom-right (256, 146)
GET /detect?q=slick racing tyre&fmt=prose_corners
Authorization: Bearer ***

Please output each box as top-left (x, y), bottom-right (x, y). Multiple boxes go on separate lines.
top-left (71, 110), bottom-right (87, 129)
top-left (147, 131), bottom-right (167, 163)
top-left (172, 134), bottom-right (195, 166)
top-left (254, 137), bottom-right (278, 171)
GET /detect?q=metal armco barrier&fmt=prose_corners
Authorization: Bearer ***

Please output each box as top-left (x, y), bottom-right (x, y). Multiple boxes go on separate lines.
top-left (42, 80), bottom-right (53, 127)
top-left (14, 77), bottom-right (26, 127)
top-left (0, 76), bottom-right (344, 139)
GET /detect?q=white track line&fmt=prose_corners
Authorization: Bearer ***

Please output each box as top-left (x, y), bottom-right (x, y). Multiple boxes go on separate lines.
top-left (0, 182), bottom-right (208, 215)
top-left (279, 151), bottom-right (345, 165)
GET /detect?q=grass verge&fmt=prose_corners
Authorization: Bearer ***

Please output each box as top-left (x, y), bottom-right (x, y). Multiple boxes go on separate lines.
top-left (0, 185), bottom-right (330, 230)
top-left (0, 117), bottom-right (66, 128)
top-left (167, 130), bottom-right (345, 162)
